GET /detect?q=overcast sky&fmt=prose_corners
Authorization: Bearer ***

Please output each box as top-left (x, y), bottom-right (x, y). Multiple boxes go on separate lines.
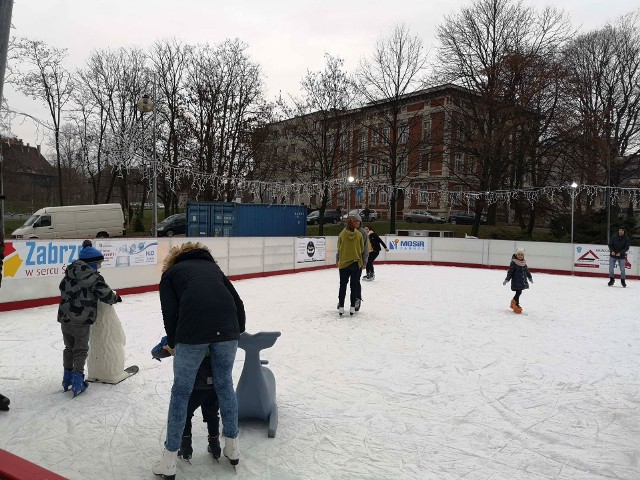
top-left (3, 0), bottom-right (639, 153)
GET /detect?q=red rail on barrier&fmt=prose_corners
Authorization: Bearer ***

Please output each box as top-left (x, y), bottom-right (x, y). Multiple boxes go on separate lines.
top-left (0, 449), bottom-right (68, 480)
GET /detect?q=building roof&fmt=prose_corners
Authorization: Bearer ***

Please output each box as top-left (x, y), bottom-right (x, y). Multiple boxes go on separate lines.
top-left (0, 138), bottom-right (57, 177)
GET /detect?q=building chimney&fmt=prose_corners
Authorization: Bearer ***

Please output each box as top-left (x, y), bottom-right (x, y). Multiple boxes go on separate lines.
top-left (37, 144), bottom-right (41, 153)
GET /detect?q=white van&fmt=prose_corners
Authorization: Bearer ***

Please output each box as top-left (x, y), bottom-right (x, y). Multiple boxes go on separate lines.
top-left (11, 204), bottom-right (125, 239)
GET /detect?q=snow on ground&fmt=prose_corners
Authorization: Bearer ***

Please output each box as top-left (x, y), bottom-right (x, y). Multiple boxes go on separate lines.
top-left (0, 265), bottom-right (639, 480)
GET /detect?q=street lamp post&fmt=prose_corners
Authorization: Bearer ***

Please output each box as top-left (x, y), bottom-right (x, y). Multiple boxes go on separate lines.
top-left (137, 88), bottom-right (158, 238)
top-left (348, 175), bottom-right (355, 212)
top-left (570, 182), bottom-right (577, 244)
top-left (606, 151), bottom-right (624, 242)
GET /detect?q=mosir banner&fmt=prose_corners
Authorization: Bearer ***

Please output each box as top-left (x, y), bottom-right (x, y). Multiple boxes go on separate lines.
top-left (385, 236), bottom-right (428, 254)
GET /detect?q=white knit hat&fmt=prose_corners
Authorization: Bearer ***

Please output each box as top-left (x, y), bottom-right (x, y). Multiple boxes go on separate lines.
top-left (515, 248), bottom-right (525, 256)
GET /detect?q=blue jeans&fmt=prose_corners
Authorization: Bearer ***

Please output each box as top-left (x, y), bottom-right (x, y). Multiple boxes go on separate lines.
top-left (165, 341), bottom-right (238, 452)
top-left (609, 256), bottom-right (626, 279)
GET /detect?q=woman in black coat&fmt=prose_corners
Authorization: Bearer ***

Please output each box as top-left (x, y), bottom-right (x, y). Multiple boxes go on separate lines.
top-left (153, 242), bottom-right (245, 477)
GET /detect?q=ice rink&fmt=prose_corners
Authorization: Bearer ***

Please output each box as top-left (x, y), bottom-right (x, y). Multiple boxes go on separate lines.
top-left (0, 264), bottom-right (638, 480)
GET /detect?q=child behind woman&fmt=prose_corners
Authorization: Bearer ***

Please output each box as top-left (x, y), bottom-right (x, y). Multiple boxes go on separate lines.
top-left (503, 248), bottom-right (533, 314)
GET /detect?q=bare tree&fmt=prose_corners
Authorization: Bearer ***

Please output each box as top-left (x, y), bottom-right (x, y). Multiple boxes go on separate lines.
top-left (13, 38), bottom-right (74, 205)
top-left (184, 39), bottom-right (268, 201)
top-left (277, 53), bottom-right (358, 234)
top-left (356, 24), bottom-right (429, 233)
top-left (562, 11), bottom-right (640, 226)
top-left (436, 0), bottom-right (571, 235)
top-left (150, 39), bottom-right (192, 215)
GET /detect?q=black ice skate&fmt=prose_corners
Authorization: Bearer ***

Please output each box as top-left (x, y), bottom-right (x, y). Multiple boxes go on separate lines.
top-left (208, 435), bottom-right (221, 462)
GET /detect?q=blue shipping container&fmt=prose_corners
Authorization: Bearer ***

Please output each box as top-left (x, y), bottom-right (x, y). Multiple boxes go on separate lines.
top-left (187, 202), bottom-right (307, 237)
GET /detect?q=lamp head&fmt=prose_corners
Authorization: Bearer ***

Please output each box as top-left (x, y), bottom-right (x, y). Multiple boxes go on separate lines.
top-left (137, 95), bottom-right (154, 113)
top-left (348, 176), bottom-right (355, 183)
top-left (571, 182), bottom-right (578, 188)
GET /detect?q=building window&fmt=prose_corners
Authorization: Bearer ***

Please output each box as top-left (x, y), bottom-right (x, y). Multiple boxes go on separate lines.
top-left (340, 132), bottom-right (348, 152)
top-left (423, 119), bottom-right (431, 141)
top-left (418, 188), bottom-right (428, 205)
top-left (380, 189), bottom-right (388, 205)
top-left (455, 152), bottom-right (463, 173)
top-left (420, 154), bottom-right (429, 173)
top-left (399, 123), bottom-right (409, 144)
top-left (358, 162), bottom-right (367, 178)
top-left (398, 155), bottom-right (408, 175)
top-left (372, 127), bottom-right (379, 146)
top-left (358, 132), bottom-right (366, 151)
top-left (371, 160), bottom-right (379, 175)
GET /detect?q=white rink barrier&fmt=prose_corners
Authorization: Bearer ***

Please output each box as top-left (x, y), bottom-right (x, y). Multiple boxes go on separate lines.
top-left (0, 236), bottom-right (637, 310)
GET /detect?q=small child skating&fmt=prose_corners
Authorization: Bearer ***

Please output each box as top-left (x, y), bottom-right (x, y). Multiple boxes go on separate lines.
top-left (152, 338), bottom-right (222, 462)
top-left (58, 240), bottom-right (121, 396)
top-left (503, 248), bottom-right (533, 314)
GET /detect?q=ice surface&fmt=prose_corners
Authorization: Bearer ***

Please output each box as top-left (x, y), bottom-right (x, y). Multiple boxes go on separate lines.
top-left (0, 265), bottom-right (638, 479)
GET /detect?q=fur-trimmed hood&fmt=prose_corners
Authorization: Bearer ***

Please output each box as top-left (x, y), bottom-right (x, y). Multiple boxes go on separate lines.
top-left (162, 241), bottom-right (215, 273)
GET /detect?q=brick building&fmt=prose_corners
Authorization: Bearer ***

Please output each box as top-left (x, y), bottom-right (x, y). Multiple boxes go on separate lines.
top-left (0, 137), bottom-right (57, 207)
top-left (261, 83), bottom-right (479, 219)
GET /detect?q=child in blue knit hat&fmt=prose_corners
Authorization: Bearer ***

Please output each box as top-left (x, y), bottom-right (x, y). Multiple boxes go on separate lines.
top-left (58, 240), bottom-right (122, 397)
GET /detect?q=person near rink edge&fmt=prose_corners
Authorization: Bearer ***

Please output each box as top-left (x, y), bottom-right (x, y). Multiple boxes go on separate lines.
top-left (608, 226), bottom-right (630, 287)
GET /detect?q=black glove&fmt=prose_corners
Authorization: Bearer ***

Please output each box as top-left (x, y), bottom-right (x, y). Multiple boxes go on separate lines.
top-left (115, 295), bottom-right (123, 303)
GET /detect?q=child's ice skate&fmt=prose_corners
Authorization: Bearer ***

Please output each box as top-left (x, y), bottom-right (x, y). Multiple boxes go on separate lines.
top-left (510, 299), bottom-right (523, 314)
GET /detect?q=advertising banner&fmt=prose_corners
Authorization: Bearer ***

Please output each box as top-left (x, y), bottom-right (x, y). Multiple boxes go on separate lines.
top-left (95, 239), bottom-right (159, 268)
top-left (385, 236), bottom-right (428, 254)
top-left (2, 239), bottom-right (158, 280)
top-left (296, 237), bottom-right (326, 263)
top-left (573, 244), bottom-right (634, 274)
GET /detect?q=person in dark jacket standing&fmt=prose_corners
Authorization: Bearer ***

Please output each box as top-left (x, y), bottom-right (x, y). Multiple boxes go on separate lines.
top-left (363, 226), bottom-right (388, 281)
top-left (153, 242), bottom-right (246, 478)
top-left (58, 240), bottom-right (121, 397)
top-left (503, 248), bottom-right (533, 314)
top-left (608, 226), bottom-right (630, 287)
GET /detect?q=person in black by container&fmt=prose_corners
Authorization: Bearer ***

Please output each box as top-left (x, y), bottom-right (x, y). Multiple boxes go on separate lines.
top-left (363, 225), bottom-right (388, 281)
top-left (608, 226), bottom-right (630, 287)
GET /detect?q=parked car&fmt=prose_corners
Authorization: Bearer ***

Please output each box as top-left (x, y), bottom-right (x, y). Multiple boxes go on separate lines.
top-left (307, 209), bottom-right (341, 225)
top-left (403, 210), bottom-right (445, 223)
top-left (155, 213), bottom-right (186, 236)
top-left (341, 208), bottom-right (379, 222)
top-left (448, 212), bottom-right (487, 225)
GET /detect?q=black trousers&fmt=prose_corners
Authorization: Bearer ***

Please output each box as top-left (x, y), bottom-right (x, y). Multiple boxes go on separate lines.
top-left (182, 389), bottom-right (220, 437)
top-left (338, 261), bottom-right (361, 307)
top-left (365, 251), bottom-right (380, 276)
top-left (513, 290), bottom-right (522, 305)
